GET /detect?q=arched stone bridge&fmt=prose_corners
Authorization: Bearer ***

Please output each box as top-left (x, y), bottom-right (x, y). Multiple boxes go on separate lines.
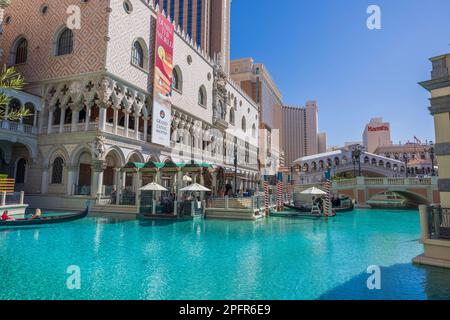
top-left (294, 177), bottom-right (440, 206)
top-left (293, 149), bottom-right (406, 184)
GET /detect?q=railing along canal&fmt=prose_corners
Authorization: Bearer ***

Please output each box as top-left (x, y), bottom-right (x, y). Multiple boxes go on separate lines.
top-left (429, 206), bottom-right (450, 240)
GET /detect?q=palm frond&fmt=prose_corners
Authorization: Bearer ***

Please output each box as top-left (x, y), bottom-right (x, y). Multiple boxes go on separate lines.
top-left (0, 105), bottom-right (33, 121)
top-left (0, 0), bottom-right (10, 9)
top-left (0, 66), bottom-right (25, 91)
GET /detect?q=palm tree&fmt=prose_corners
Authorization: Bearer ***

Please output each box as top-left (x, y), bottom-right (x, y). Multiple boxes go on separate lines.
top-left (0, 67), bottom-right (30, 121)
top-left (0, 0), bottom-right (31, 121)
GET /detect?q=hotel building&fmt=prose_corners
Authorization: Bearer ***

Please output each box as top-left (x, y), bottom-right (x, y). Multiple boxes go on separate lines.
top-left (0, 0), bottom-right (258, 211)
top-left (362, 117), bottom-right (392, 153)
top-left (155, 0), bottom-right (231, 73)
top-left (282, 101), bottom-right (326, 167)
top-left (230, 58), bottom-right (284, 177)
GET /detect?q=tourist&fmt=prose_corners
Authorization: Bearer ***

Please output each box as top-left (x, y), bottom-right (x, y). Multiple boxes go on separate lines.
top-left (225, 182), bottom-right (232, 196)
top-left (110, 187), bottom-right (117, 204)
top-left (1, 210), bottom-right (14, 221)
top-left (30, 209), bottom-right (42, 220)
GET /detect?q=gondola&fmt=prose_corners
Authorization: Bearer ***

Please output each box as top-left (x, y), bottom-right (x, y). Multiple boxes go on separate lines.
top-left (0, 208), bottom-right (89, 227)
top-left (284, 202), bottom-right (354, 213)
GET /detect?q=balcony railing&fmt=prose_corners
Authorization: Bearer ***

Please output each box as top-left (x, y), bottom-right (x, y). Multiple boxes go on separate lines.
top-left (429, 206), bottom-right (450, 240)
top-left (0, 120), bottom-right (37, 135)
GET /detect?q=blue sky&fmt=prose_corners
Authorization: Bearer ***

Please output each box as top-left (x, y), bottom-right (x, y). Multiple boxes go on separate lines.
top-left (230, 0), bottom-right (450, 146)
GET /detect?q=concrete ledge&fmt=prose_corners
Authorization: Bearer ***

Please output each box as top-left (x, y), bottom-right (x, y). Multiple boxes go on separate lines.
top-left (413, 254), bottom-right (450, 269)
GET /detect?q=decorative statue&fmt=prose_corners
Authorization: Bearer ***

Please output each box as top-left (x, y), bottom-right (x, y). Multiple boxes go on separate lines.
top-left (90, 137), bottom-right (106, 160)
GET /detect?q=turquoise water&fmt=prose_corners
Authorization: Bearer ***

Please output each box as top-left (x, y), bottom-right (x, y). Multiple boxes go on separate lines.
top-left (1, 209), bottom-right (450, 300)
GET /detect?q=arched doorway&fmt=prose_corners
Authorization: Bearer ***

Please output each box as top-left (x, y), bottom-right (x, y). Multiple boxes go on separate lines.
top-left (15, 158), bottom-right (27, 184)
top-left (76, 152), bottom-right (92, 195)
top-left (104, 151), bottom-right (123, 196)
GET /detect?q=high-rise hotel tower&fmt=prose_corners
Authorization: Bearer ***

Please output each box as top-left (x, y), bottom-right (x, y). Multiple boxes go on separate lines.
top-left (155, 0), bottom-right (231, 72)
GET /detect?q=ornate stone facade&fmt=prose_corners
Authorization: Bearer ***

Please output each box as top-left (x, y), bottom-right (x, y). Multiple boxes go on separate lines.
top-left (0, 0), bottom-right (260, 211)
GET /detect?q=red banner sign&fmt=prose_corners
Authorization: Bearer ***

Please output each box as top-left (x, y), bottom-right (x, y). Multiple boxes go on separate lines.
top-left (152, 13), bottom-right (174, 147)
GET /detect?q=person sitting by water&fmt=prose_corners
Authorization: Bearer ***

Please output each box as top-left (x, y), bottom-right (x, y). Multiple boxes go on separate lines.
top-left (1, 210), bottom-right (14, 221)
top-left (30, 208), bottom-right (42, 220)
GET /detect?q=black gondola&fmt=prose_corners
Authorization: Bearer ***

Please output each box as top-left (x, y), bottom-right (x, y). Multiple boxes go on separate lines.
top-left (0, 208), bottom-right (89, 227)
top-left (284, 202), bottom-right (354, 213)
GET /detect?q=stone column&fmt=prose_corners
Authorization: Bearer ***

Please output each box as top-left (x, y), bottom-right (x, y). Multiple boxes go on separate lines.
top-left (134, 114), bottom-right (140, 140)
top-left (114, 168), bottom-right (121, 205)
top-left (419, 205), bottom-right (430, 243)
top-left (59, 106), bottom-right (66, 133)
top-left (143, 117), bottom-right (149, 142)
top-left (212, 172), bottom-right (218, 197)
top-left (85, 105), bottom-right (92, 131)
top-left (70, 105), bottom-right (79, 132)
top-left (66, 165), bottom-right (77, 196)
top-left (41, 164), bottom-right (49, 194)
top-left (47, 109), bottom-right (54, 134)
top-left (91, 160), bottom-right (105, 199)
top-left (177, 168), bottom-right (183, 200)
top-left (155, 169), bottom-right (162, 201)
top-left (33, 111), bottom-right (38, 127)
top-left (38, 108), bottom-right (45, 134)
top-left (98, 105), bottom-right (107, 132)
top-left (113, 108), bottom-right (119, 135)
top-left (199, 169), bottom-right (205, 200)
top-left (124, 111), bottom-right (130, 138)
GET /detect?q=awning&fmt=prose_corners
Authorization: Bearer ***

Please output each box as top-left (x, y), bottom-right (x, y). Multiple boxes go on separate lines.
top-left (143, 161), bottom-right (165, 169)
top-left (124, 162), bottom-right (146, 169)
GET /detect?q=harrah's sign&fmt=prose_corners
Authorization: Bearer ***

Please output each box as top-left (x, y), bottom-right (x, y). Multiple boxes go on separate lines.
top-left (368, 125), bottom-right (389, 132)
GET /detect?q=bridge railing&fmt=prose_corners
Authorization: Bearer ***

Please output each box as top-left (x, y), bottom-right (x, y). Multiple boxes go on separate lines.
top-left (429, 206), bottom-right (450, 240)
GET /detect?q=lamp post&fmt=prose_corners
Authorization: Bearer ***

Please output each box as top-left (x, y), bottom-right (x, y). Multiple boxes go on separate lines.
top-left (403, 154), bottom-right (410, 177)
top-left (351, 144), bottom-right (364, 177)
top-left (425, 141), bottom-right (436, 176)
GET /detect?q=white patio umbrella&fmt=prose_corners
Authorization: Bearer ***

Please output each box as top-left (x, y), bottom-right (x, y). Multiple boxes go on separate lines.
top-left (139, 182), bottom-right (168, 191)
top-left (300, 187), bottom-right (327, 196)
top-left (180, 183), bottom-right (211, 192)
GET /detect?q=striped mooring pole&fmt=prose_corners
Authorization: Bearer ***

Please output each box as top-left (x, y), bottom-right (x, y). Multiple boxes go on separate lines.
top-left (287, 174), bottom-right (292, 205)
top-left (276, 172), bottom-right (284, 211)
top-left (263, 176), bottom-right (270, 216)
top-left (323, 180), bottom-right (333, 216)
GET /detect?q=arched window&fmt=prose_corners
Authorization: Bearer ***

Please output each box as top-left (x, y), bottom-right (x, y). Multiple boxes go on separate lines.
top-left (15, 158), bottom-right (26, 184)
top-left (241, 116), bottom-right (246, 132)
top-left (8, 99), bottom-right (22, 123)
top-left (56, 28), bottom-right (74, 56)
top-left (229, 108), bottom-right (235, 125)
top-left (172, 66), bottom-right (182, 92)
top-left (15, 38), bottom-right (28, 64)
top-left (51, 157), bottom-right (64, 184)
top-left (198, 86), bottom-right (206, 106)
top-left (131, 41), bottom-right (144, 68)
top-left (252, 124), bottom-right (256, 138)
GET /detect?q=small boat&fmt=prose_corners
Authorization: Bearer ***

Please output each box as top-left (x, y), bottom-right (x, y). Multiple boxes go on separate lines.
top-left (0, 208), bottom-right (89, 227)
top-left (367, 192), bottom-right (417, 209)
top-left (284, 202), bottom-right (354, 214)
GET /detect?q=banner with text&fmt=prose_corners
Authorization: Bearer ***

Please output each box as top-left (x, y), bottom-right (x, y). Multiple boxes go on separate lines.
top-left (152, 13), bottom-right (174, 147)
